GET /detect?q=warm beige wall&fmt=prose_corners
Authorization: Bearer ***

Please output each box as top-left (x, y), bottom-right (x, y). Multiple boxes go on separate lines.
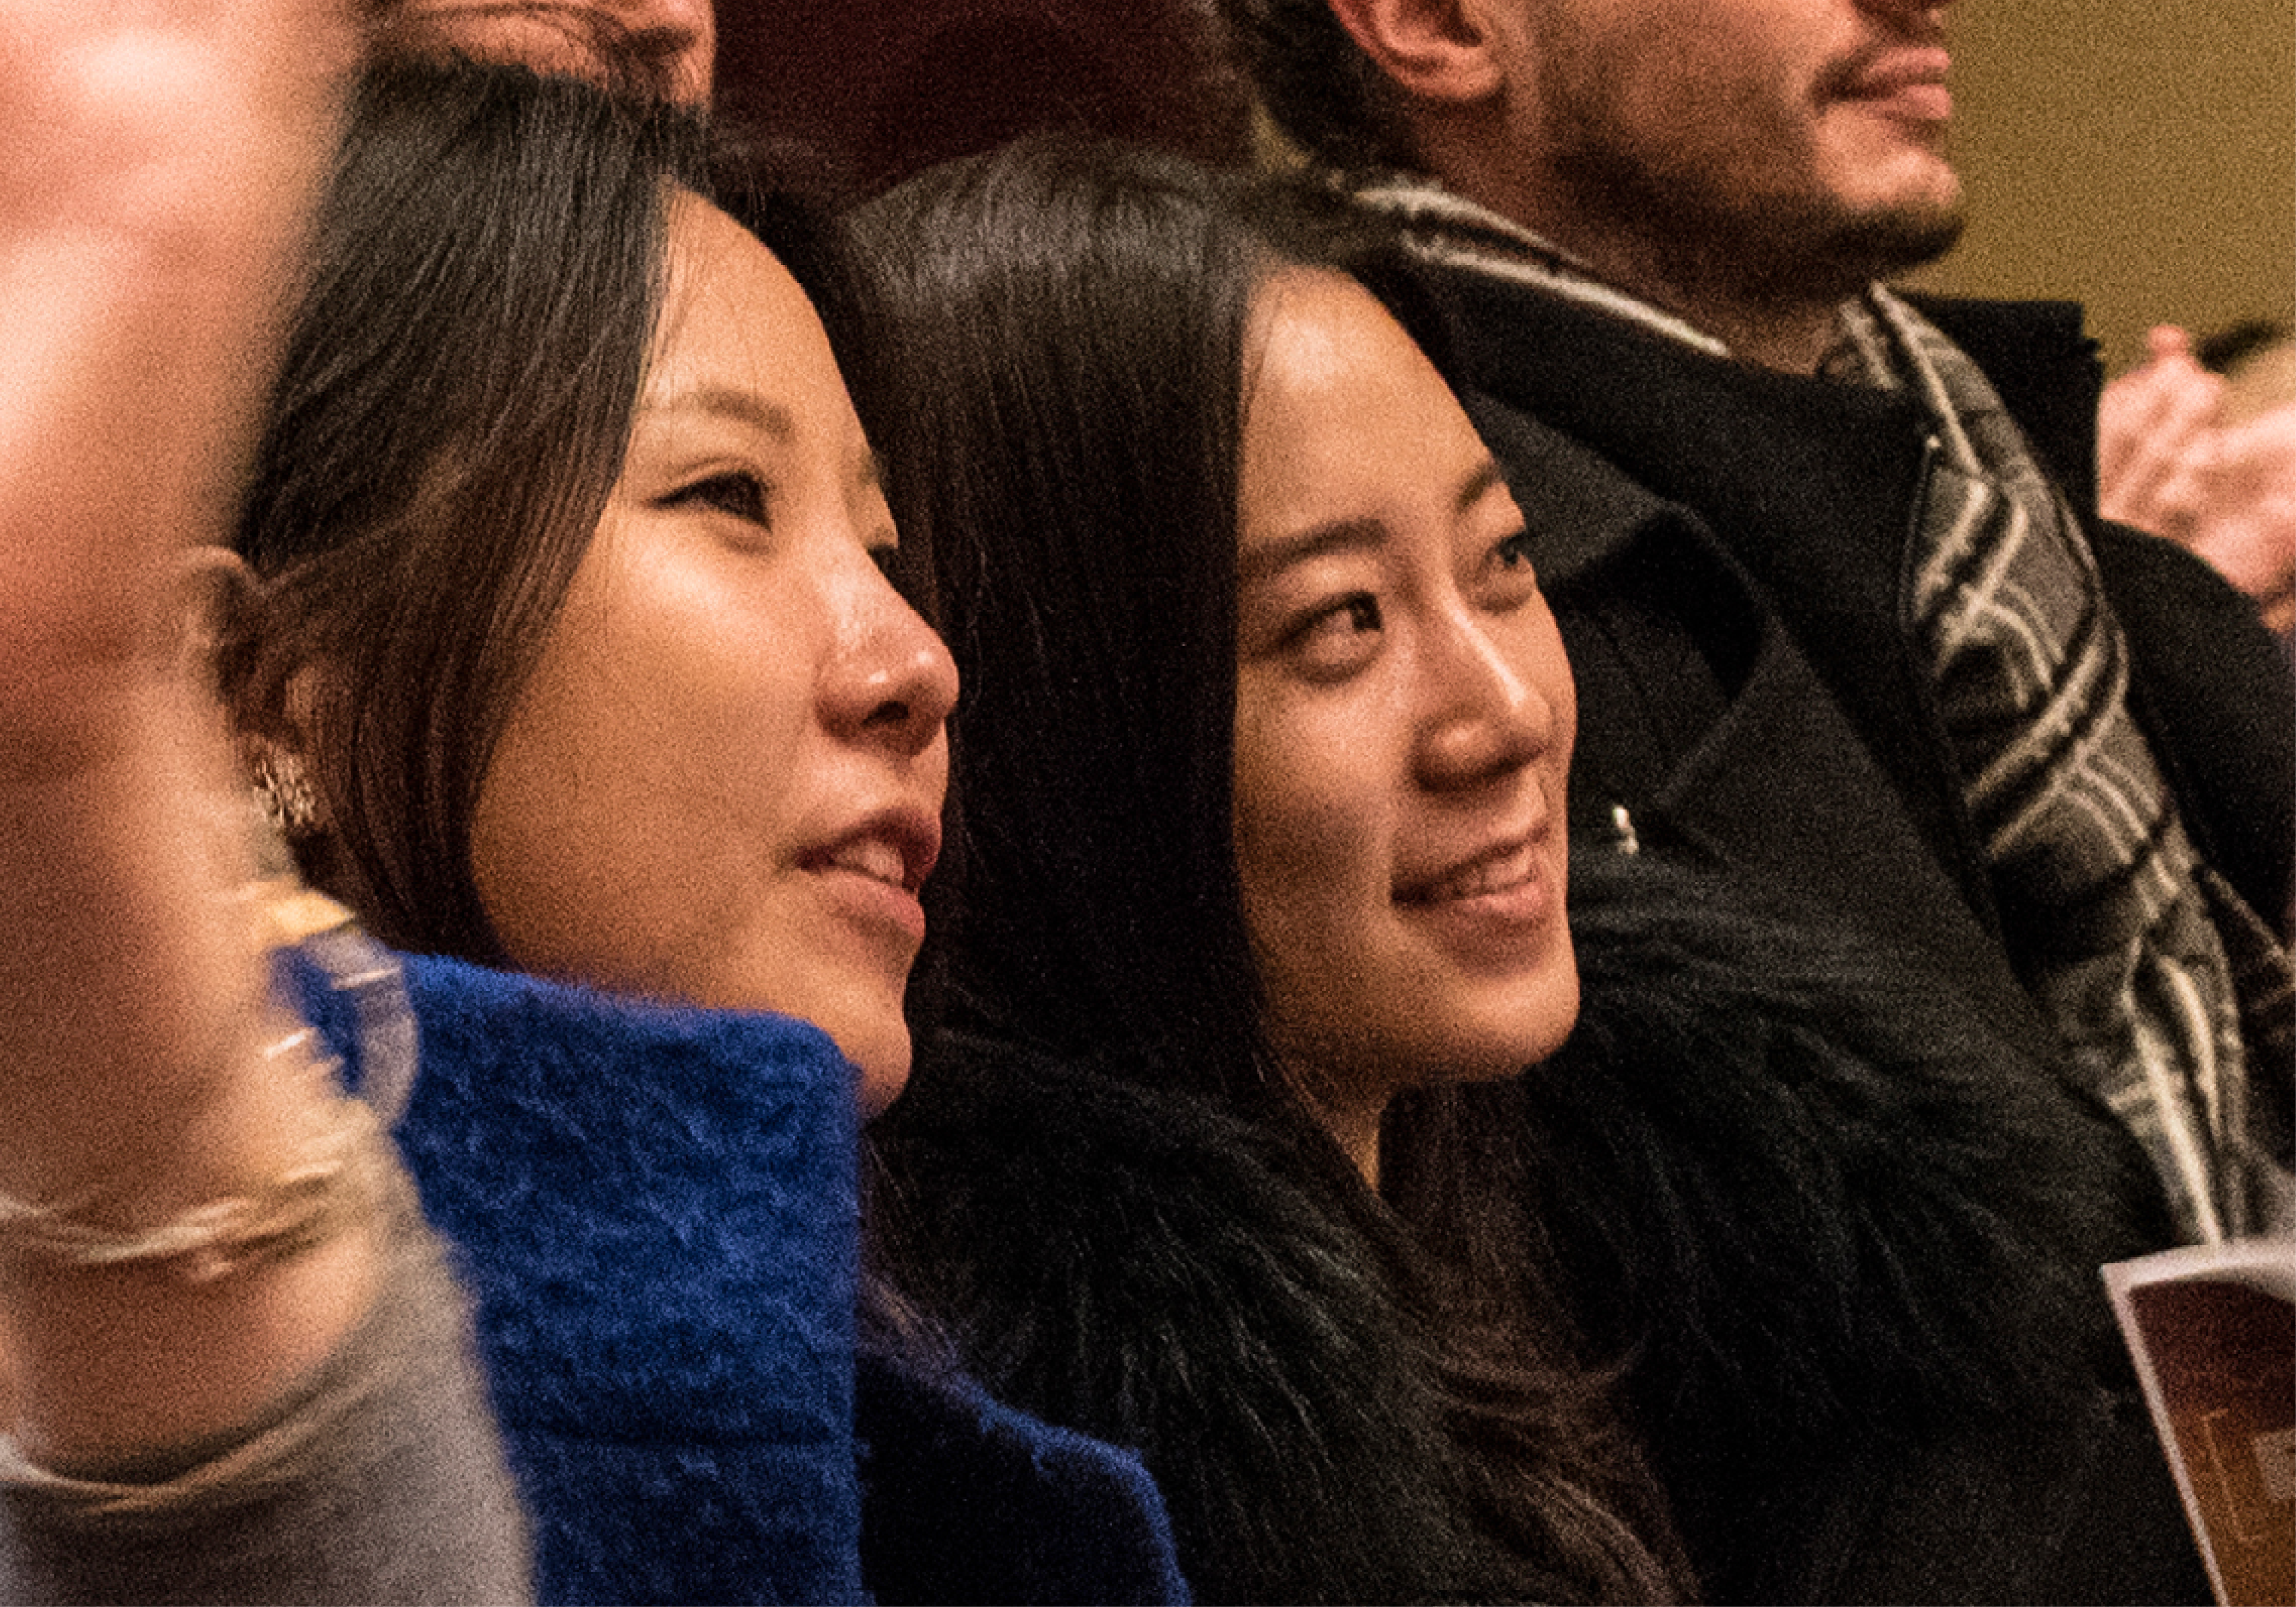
top-left (1910, 2), bottom-right (2296, 376)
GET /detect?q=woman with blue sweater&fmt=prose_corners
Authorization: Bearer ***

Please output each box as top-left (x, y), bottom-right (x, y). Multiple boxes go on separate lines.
top-left (0, 16), bottom-right (1179, 1601)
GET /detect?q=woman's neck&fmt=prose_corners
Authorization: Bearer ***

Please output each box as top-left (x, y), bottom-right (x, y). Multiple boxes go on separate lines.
top-left (1291, 1077), bottom-right (1384, 1189)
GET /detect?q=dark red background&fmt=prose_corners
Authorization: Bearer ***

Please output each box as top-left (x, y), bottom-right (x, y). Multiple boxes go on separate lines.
top-left (717, 0), bottom-right (1251, 197)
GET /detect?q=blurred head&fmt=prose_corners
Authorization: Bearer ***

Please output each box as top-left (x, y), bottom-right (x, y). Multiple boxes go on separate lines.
top-left (366, 0), bottom-right (716, 105)
top-left (861, 140), bottom-right (1574, 1170)
top-left (227, 61), bottom-right (953, 1102)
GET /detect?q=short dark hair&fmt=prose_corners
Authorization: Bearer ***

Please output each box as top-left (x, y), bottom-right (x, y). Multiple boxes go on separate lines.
top-left (1209, 0), bottom-right (1417, 172)
top-left (226, 58), bottom-right (865, 960)
top-left (2197, 317), bottom-right (2293, 376)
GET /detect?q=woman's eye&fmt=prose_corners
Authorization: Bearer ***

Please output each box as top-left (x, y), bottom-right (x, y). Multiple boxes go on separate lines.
top-left (1285, 592), bottom-right (1384, 675)
top-left (1494, 528), bottom-right (1536, 570)
top-left (667, 471), bottom-right (770, 523)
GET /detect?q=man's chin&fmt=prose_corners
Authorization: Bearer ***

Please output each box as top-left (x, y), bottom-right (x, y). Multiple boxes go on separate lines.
top-left (1840, 195), bottom-right (1967, 278)
top-left (1746, 190), bottom-right (1966, 301)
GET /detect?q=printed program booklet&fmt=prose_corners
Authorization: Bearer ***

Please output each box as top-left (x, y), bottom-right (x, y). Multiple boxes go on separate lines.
top-left (2105, 1236), bottom-right (2295, 1607)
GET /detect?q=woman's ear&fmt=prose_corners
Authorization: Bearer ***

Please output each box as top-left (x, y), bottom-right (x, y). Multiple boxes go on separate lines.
top-left (173, 544), bottom-right (261, 691)
top-left (1325, 0), bottom-right (1510, 108)
top-left (178, 545), bottom-right (329, 842)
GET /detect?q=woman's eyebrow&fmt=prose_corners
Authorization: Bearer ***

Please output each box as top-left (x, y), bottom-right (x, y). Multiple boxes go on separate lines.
top-left (645, 383), bottom-right (796, 441)
top-left (1457, 458), bottom-right (1504, 515)
top-left (1238, 517), bottom-right (1382, 583)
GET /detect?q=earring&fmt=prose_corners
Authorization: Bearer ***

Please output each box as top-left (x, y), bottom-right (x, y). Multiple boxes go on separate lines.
top-left (247, 738), bottom-right (322, 840)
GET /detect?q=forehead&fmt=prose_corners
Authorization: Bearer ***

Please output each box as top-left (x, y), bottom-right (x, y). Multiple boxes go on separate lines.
top-left (1246, 270), bottom-right (1441, 446)
top-left (644, 193), bottom-right (840, 406)
top-left (1238, 268), bottom-right (1487, 537)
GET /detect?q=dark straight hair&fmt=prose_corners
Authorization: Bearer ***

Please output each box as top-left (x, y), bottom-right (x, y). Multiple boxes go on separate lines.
top-left (224, 57), bottom-right (866, 961)
top-left (860, 137), bottom-right (1472, 1112)
top-left (858, 138), bottom-right (1273, 1110)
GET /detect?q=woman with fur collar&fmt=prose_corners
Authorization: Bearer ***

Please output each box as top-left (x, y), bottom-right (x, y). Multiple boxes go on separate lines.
top-left (861, 138), bottom-right (1682, 1606)
top-left (860, 139), bottom-right (2205, 1605)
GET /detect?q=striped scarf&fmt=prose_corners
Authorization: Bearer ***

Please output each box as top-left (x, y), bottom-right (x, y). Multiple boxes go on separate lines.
top-left (1838, 291), bottom-right (2292, 1241)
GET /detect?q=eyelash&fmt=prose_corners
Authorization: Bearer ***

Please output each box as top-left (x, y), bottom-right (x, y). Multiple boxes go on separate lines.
top-left (667, 470), bottom-right (770, 524)
top-left (1293, 592), bottom-right (1382, 646)
top-left (1495, 528), bottom-right (1536, 569)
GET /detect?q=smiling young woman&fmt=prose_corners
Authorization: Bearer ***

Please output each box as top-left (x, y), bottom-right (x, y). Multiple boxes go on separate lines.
top-left (857, 138), bottom-right (1684, 1606)
top-left (857, 133), bottom-right (2210, 1607)
top-left (1231, 265), bottom-right (1579, 1179)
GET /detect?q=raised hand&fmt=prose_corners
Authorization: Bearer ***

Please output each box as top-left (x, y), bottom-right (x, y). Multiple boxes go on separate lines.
top-left (0, 0), bottom-right (350, 715)
top-left (0, 0), bottom-right (362, 1467)
top-left (2191, 403), bottom-right (2296, 635)
top-left (2098, 325), bottom-right (2223, 544)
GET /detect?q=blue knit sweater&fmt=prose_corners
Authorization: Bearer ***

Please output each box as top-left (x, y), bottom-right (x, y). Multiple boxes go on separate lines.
top-left (293, 949), bottom-right (1187, 1605)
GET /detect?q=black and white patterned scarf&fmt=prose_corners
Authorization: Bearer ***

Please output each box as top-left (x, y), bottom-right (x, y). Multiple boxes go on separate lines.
top-left (1837, 290), bottom-right (2293, 1241)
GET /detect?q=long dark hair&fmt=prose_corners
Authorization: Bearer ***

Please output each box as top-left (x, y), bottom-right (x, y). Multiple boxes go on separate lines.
top-left (223, 58), bottom-right (866, 960)
top-left (859, 137), bottom-right (1685, 1604)
top-left (860, 137), bottom-right (1271, 1108)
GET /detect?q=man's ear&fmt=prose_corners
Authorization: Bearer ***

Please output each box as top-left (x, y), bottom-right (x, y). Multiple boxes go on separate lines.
top-left (1325, 0), bottom-right (1508, 107)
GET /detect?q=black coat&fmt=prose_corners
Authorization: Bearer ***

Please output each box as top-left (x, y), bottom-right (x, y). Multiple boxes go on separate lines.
top-left (877, 857), bottom-right (2212, 1605)
top-left (1387, 275), bottom-right (2261, 1601)
top-left (1400, 854), bottom-right (2213, 1604)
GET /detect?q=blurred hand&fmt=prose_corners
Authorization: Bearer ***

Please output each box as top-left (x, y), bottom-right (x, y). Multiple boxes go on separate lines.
top-left (2098, 325), bottom-right (2223, 544)
top-left (0, 0), bottom-right (353, 727)
top-left (2190, 403), bottom-right (2296, 636)
top-left (0, 0), bottom-right (366, 1465)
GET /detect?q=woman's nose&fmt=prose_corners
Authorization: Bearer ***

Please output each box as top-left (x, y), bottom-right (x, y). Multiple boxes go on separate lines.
top-left (821, 559), bottom-right (960, 758)
top-left (1411, 607), bottom-right (1559, 791)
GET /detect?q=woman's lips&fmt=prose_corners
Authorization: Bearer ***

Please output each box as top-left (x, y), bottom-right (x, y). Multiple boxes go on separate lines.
top-left (801, 809), bottom-right (942, 948)
top-left (1397, 836), bottom-right (1545, 907)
